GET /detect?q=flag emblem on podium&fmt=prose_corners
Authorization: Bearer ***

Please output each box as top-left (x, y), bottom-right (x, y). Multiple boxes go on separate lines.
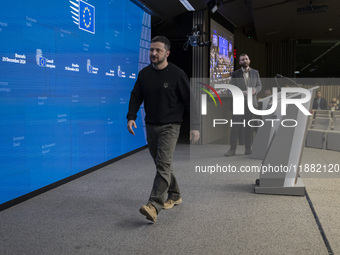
top-left (70, 0), bottom-right (95, 34)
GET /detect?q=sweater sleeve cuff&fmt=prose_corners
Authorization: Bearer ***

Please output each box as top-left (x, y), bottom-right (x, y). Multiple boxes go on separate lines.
top-left (127, 114), bottom-right (137, 121)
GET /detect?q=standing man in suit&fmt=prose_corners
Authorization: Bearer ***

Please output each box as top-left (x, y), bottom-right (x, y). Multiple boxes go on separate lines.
top-left (225, 53), bottom-right (262, 156)
top-left (312, 91), bottom-right (328, 110)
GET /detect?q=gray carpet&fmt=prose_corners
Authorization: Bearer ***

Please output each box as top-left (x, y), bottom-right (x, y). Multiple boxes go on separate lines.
top-left (0, 144), bottom-right (339, 255)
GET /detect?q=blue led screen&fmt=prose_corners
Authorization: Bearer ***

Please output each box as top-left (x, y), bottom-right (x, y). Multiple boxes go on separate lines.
top-left (0, 0), bottom-right (150, 204)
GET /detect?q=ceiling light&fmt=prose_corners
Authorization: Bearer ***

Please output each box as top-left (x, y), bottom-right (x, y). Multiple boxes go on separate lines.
top-left (179, 0), bottom-right (195, 11)
top-left (207, 0), bottom-right (223, 13)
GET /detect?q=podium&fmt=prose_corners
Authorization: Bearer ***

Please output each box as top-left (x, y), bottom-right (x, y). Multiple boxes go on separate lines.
top-left (250, 92), bottom-right (283, 160)
top-left (254, 87), bottom-right (318, 196)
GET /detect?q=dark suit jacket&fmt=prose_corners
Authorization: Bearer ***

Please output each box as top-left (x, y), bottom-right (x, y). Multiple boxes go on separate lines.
top-left (312, 97), bottom-right (328, 110)
top-left (229, 68), bottom-right (262, 108)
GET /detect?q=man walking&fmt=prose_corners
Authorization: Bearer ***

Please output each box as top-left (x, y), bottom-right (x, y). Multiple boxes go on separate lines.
top-left (127, 36), bottom-right (200, 222)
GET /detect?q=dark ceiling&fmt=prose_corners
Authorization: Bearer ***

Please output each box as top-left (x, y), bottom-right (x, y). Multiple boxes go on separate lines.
top-left (138, 0), bottom-right (340, 43)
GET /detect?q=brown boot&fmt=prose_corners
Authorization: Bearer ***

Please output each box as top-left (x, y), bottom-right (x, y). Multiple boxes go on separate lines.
top-left (163, 197), bottom-right (182, 210)
top-left (139, 203), bottom-right (157, 222)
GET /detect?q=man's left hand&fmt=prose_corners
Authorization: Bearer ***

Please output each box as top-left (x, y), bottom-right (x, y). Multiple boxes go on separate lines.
top-left (190, 130), bottom-right (200, 144)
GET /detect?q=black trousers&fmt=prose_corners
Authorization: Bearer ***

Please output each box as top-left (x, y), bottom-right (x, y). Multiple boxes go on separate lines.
top-left (229, 106), bottom-right (253, 151)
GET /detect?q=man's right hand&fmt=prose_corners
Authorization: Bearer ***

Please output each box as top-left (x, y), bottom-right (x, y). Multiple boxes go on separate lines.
top-left (127, 120), bottom-right (137, 135)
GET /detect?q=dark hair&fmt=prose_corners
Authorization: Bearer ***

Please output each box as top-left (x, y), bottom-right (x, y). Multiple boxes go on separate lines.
top-left (151, 36), bottom-right (171, 51)
top-left (239, 53), bottom-right (249, 59)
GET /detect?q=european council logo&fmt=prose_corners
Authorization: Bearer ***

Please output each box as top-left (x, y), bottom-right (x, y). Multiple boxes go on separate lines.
top-left (36, 49), bottom-right (46, 67)
top-left (70, 0), bottom-right (95, 34)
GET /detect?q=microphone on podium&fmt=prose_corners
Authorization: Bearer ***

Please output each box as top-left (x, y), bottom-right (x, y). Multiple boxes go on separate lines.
top-left (274, 74), bottom-right (301, 87)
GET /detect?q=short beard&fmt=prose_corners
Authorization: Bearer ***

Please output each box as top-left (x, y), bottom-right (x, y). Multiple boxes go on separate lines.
top-left (151, 57), bottom-right (165, 67)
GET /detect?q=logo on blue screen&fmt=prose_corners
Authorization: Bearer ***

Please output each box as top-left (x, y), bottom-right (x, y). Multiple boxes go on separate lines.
top-left (87, 59), bottom-right (98, 74)
top-left (36, 49), bottom-right (56, 69)
top-left (70, 0), bottom-right (95, 34)
top-left (36, 49), bottom-right (45, 67)
top-left (39, 57), bottom-right (46, 67)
